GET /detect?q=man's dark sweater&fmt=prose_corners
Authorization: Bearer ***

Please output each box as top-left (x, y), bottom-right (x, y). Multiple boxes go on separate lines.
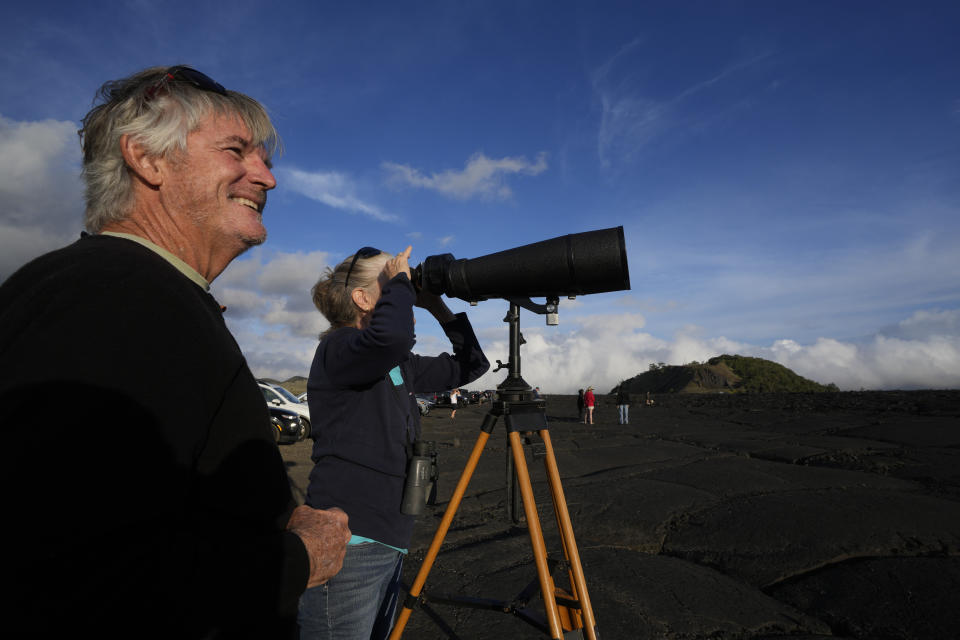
top-left (305, 274), bottom-right (489, 549)
top-left (0, 234), bottom-right (308, 638)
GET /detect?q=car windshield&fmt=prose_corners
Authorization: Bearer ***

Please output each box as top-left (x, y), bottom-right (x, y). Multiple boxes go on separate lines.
top-left (272, 386), bottom-right (300, 403)
top-left (260, 387), bottom-right (280, 402)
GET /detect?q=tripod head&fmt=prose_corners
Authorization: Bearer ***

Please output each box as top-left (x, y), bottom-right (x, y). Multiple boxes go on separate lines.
top-left (492, 298), bottom-right (560, 404)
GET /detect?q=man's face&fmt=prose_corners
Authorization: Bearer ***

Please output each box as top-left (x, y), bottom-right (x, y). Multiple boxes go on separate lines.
top-left (160, 113), bottom-right (276, 256)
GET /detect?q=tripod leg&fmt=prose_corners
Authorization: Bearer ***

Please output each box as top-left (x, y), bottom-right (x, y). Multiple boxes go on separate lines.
top-left (549, 498), bottom-right (585, 632)
top-left (508, 430), bottom-right (566, 640)
top-left (506, 443), bottom-right (524, 524)
top-left (389, 423), bottom-right (494, 639)
top-left (540, 429), bottom-right (598, 640)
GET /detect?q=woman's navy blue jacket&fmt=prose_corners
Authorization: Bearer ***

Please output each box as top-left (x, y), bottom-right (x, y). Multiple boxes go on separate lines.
top-left (305, 273), bottom-right (489, 549)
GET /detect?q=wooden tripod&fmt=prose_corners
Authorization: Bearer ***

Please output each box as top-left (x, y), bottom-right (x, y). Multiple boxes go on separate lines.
top-left (389, 303), bottom-right (599, 640)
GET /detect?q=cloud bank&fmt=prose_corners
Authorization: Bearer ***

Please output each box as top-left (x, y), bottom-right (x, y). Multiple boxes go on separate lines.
top-left (0, 115), bottom-right (83, 279)
top-left (461, 308), bottom-right (960, 395)
top-left (211, 248), bottom-right (334, 381)
top-left (214, 249), bottom-right (960, 394)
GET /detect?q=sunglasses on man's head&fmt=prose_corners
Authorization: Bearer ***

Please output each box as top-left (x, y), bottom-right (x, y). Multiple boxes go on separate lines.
top-left (344, 247), bottom-right (383, 289)
top-left (145, 65), bottom-right (228, 101)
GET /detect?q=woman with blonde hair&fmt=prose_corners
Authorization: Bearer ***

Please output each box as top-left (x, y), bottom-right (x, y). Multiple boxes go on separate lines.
top-left (299, 246), bottom-right (489, 639)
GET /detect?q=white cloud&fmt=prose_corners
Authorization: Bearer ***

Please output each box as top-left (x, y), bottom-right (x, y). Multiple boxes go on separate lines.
top-left (230, 320), bottom-right (321, 382)
top-left (0, 115), bottom-right (79, 212)
top-left (280, 167), bottom-right (396, 221)
top-left (764, 335), bottom-right (960, 391)
top-left (463, 312), bottom-right (737, 394)
top-left (383, 151), bottom-right (548, 200)
top-left (883, 308), bottom-right (960, 341)
top-left (213, 248), bottom-right (332, 360)
top-left (759, 309), bottom-right (960, 390)
top-left (0, 115), bottom-right (83, 280)
top-left (256, 250), bottom-right (332, 312)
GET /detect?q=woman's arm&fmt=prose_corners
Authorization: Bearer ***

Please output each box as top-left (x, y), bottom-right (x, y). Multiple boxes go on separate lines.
top-left (323, 274), bottom-right (417, 386)
top-left (407, 312), bottom-right (490, 393)
top-left (416, 288), bottom-right (456, 325)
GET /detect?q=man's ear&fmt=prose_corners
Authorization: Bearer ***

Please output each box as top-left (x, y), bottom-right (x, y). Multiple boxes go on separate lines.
top-left (119, 134), bottom-right (163, 187)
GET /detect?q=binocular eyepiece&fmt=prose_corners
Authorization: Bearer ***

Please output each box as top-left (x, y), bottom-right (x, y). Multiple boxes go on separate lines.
top-left (411, 226), bottom-right (630, 303)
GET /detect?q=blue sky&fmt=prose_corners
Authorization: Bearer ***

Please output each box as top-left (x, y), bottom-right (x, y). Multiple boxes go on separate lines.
top-left (2, 1), bottom-right (959, 392)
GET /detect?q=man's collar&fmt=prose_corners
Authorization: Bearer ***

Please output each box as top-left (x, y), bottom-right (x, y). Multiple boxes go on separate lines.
top-left (100, 231), bottom-right (210, 291)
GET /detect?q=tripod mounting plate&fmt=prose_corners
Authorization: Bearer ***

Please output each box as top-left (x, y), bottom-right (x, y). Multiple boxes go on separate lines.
top-left (494, 399), bottom-right (549, 432)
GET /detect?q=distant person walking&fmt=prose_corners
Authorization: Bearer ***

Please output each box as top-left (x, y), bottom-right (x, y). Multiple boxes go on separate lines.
top-left (584, 387), bottom-right (595, 424)
top-left (577, 389), bottom-right (585, 422)
top-left (450, 387), bottom-right (460, 418)
top-left (616, 384), bottom-right (630, 425)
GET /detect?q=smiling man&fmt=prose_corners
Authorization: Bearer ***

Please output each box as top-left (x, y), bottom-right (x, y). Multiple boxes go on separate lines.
top-left (0, 66), bottom-right (349, 638)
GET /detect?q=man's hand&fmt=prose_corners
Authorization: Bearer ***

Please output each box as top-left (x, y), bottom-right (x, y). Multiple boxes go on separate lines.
top-left (286, 505), bottom-right (351, 589)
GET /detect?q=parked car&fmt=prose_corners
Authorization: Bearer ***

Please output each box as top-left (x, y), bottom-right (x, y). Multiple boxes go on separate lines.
top-left (269, 407), bottom-right (305, 444)
top-left (434, 391), bottom-right (459, 406)
top-left (416, 396), bottom-right (430, 416)
top-left (258, 381), bottom-right (312, 438)
top-left (416, 393), bottom-right (437, 407)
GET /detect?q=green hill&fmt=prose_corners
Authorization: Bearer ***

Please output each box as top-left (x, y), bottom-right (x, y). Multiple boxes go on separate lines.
top-left (615, 354), bottom-right (837, 394)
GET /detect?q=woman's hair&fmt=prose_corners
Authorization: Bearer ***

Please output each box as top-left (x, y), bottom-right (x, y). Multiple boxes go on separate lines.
top-left (311, 250), bottom-right (392, 336)
top-left (78, 66), bottom-right (282, 233)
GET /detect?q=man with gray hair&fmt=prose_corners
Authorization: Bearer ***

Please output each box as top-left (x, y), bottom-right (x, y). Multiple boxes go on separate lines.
top-left (0, 66), bottom-right (350, 637)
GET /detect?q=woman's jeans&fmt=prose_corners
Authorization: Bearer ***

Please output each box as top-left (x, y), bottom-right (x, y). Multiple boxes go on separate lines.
top-left (618, 404), bottom-right (629, 424)
top-left (298, 542), bottom-right (403, 640)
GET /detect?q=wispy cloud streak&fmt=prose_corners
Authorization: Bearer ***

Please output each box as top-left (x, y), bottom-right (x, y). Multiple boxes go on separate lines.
top-left (281, 167), bottom-right (396, 221)
top-left (592, 41), bottom-right (773, 168)
top-left (383, 151), bottom-right (548, 200)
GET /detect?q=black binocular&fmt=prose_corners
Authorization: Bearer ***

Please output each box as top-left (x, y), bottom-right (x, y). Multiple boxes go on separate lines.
top-left (411, 226), bottom-right (630, 303)
top-left (401, 440), bottom-right (438, 516)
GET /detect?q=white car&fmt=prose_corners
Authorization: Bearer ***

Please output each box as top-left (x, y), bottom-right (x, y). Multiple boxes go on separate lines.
top-left (258, 381), bottom-right (312, 438)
